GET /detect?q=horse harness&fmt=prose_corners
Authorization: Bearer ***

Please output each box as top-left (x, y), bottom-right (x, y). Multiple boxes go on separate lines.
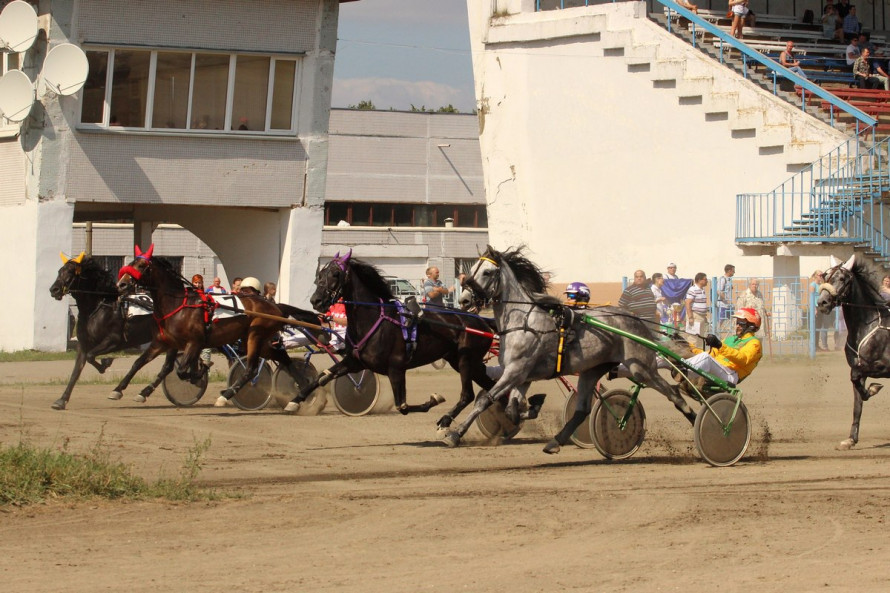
top-left (344, 299), bottom-right (419, 361)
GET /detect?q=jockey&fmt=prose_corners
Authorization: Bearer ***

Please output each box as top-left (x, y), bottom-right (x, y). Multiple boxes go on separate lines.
top-left (684, 307), bottom-right (763, 385)
top-left (564, 282), bottom-right (590, 308)
top-left (239, 277), bottom-right (262, 296)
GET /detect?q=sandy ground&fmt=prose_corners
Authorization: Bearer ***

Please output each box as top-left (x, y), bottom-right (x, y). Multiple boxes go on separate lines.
top-left (0, 352), bottom-right (889, 593)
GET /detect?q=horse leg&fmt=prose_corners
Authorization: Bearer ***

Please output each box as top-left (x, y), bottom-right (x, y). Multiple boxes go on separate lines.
top-left (436, 351), bottom-right (490, 428)
top-left (53, 348), bottom-right (89, 410)
top-left (840, 371), bottom-right (870, 450)
top-left (134, 349), bottom-right (179, 403)
top-left (628, 357), bottom-right (696, 425)
top-left (389, 369), bottom-right (445, 414)
top-left (544, 367), bottom-right (607, 454)
top-left (109, 343), bottom-right (165, 401)
top-left (443, 363), bottom-right (530, 447)
top-left (176, 342), bottom-right (203, 384)
top-left (282, 357), bottom-right (362, 413)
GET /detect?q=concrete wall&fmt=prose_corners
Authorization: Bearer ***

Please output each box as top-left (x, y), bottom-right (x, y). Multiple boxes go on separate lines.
top-left (467, 1), bottom-right (849, 283)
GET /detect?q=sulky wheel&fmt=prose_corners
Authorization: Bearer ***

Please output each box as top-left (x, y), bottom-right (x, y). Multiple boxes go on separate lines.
top-left (563, 389), bottom-right (596, 449)
top-left (271, 360), bottom-right (327, 415)
top-left (227, 358), bottom-right (274, 411)
top-left (331, 370), bottom-right (382, 416)
top-left (161, 353), bottom-right (208, 407)
top-left (589, 388), bottom-right (647, 460)
top-left (476, 397), bottom-right (524, 440)
top-left (693, 392), bottom-right (750, 467)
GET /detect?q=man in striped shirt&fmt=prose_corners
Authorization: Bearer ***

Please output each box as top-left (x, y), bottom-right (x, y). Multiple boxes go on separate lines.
top-left (685, 272), bottom-right (710, 336)
top-left (618, 270), bottom-right (657, 324)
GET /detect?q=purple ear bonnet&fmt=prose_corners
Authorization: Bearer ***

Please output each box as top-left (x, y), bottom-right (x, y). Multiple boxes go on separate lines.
top-left (333, 248), bottom-right (353, 271)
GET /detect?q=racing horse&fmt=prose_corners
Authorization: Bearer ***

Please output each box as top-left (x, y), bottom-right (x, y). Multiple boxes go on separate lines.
top-left (284, 249), bottom-right (496, 426)
top-left (49, 252), bottom-right (155, 410)
top-left (817, 254), bottom-right (890, 449)
top-left (116, 244), bottom-right (301, 405)
top-left (450, 245), bottom-right (697, 450)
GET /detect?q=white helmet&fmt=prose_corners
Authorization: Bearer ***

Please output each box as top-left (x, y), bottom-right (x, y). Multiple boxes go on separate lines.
top-left (240, 277), bottom-right (262, 292)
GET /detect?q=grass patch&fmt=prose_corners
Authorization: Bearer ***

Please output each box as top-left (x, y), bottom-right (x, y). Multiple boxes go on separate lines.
top-left (0, 429), bottom-right (220, 506)
top-left (0, 350), bottom-right (78, 363)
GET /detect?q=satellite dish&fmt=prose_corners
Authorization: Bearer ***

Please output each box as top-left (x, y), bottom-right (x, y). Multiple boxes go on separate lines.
top-left (42, 43), bottom-right (89, 95)
top-left (0, 69), bottom-right (34, 123)
top-left (0, 1), bottom-right (39, 53)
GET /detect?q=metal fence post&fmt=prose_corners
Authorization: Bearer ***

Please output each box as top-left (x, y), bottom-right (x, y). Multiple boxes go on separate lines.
top-left (809, 289), bottom-right (816, 359)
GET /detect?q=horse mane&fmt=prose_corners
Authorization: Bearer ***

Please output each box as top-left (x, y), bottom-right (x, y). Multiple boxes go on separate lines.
top-left (849, 257), bottom-right (886, 306)
top-left (489, 246), bottom-right (550, 295)
top-left (79, 258), bottom-right (119, 296)
top-left (348, 258), bottom-right (395, 300)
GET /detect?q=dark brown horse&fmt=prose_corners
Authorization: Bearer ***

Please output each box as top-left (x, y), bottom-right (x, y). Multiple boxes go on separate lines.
top-left (284, 249), bottom-right (496, 429)
top-left (49, 252), bottom-right (155, 409)
top-left (116, 244), bottom-right (299, 406)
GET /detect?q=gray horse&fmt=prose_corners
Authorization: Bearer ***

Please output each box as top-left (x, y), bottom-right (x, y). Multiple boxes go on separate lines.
top-left (817, 254), bottom-right (889, 450)
top-left (446, 245), bottom-right (696, 451)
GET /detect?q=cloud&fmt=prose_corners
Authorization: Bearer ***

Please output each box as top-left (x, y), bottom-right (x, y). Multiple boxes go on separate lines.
top-left (332, 77), bottom-right (475, 112)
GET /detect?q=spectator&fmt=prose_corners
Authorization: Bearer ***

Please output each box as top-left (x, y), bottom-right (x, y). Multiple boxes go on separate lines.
top-left (728, 0), bottom-right (750, 39)
top-left (881, 275), bottom-right (890, 302)
top-left (822, 5), bottom-right (843, 42)
top-left (651, 272), bottom-right (668, 324)
top-left (263, 281), bottom-right (277, 302)
top-left (858, 33), bottom-right (876, 56)
top-left (843, 6), bottom-right (861, 42)
top-left (836, 0), bottom-right (851, 19)
top-left (716, 264), bottom-right (736, 331)
top-left (846, 35), bottom-right (861, 66)
top-left (676, 0), bottom-right (697, 14)
top-left (423, 266), bottom-right (453, 307)
top-left (230, 277), bottom-right (243, 294)
top-left (735, 278), bottom-right (769, 334)
top-left (685, 272), bottom-right (710, 335)
top-left (665, 262), bottom-right (679, 280)
top-left (823, 0), bottom-right (835, 14)
top-left (780, 42), bottom-right (808, 80)
top-left (619, 270), bottom-right (658, 323)
top-left (853, 49), bottom-right (888, 89)
top-left (191, 274), bottom-right (204, 291)
top-left (191, 274), bottom-right (213, 368)
top-left (809, 270), bottom-right (834, 351)
top-left (205, 276), bottom-right (227, 295)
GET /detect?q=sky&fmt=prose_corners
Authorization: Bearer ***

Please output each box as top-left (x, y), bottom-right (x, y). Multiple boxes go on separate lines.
top-left (332, 0), bottom-right (476, 113)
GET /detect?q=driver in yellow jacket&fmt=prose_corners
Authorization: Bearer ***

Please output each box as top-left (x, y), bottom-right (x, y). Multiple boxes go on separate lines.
top-left (685, 308), bottom-right (763, 385)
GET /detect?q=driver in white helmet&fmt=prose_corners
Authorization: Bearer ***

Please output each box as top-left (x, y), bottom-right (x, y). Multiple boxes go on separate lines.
top-left (239, 276), bottom-right (262, 296)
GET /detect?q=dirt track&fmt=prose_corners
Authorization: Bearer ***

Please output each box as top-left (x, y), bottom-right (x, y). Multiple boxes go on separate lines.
top-left (1, 353), bottom-right (889, 593)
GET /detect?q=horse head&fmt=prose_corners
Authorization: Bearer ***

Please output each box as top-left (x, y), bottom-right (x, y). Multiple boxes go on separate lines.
top-left (817, 254), bottom-right (856, 313)
top-left (463, 245), bottom-right (502, 304)
top-left (310, 257), bottom-right (349, 313)
top-left (117, 243), bottom-right (156, 295)
top-left (50, 251), bottom-right (87, 300)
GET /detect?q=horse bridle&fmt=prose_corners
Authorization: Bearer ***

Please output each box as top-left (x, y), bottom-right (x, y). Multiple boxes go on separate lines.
top-left (318, 260), bottom-right (349, 307)
top-left (463, 256), bottom-right (501, 305)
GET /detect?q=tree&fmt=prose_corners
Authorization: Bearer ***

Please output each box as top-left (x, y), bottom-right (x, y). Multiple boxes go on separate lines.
top-left (348, 100), bottom-right (376, 110)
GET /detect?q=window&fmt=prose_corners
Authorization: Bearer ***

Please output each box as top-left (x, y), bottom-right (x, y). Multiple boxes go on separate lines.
top-left (80, 47), bottom-right (300, 134)
top-left (324, 203), bottom-right (489, 228)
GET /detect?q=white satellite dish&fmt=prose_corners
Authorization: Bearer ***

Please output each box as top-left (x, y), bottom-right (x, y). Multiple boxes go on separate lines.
top-left (42, 43), bottom-right (88, 96)
top-left (0, 1), bottom-right (39, 53)
top-left (0, 69), bottom-right (34, 123)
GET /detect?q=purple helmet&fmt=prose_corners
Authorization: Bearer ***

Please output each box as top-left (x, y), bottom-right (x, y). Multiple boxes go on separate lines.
top-left (564, 282), bottom-right (590, 307)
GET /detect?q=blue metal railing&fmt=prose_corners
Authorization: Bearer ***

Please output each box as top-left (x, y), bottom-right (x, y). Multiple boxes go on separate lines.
top-left (736, 134), bottom-right (890, 257)
top-left (533, 0), bottom-right (877, 131)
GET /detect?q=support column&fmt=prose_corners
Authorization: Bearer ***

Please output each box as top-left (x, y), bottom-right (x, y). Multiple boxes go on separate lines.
top-left (133, 219), bottom-right (155, 253)
top-left (770, 253), bottom-right (801, 343)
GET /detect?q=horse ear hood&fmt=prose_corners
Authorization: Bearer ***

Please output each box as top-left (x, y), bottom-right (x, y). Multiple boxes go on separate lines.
top-left (842, 254), bottom-right (856, 271)
top-left (60, 251), bottom-right (69, 264)
top-left (72, 251), bottom-right (85, 264)
top-left (134, 244), bottom-right (155, 260)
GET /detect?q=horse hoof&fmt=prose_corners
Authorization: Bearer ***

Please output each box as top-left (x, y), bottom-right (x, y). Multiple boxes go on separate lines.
top-left (443, 430), bottom-right (461, 448)
top-left (837, 438), bottom-right (856, 450)
top-left (99, 358), bottom-right (114, 373)
top-left (108, 391), bottom-right (123, 400)
top-left (133, 394), bottom-right (146, 403)
top-left (430, 393), bottom-right (446, 406)
top-left (283, 401), bottom-right (301, 414)
top-left (51, 400), bottom-right (66, 410)
top-left (214, 396), bottom-right (230, 408)
top-left (436, 414), bottom-right (453, 429)
top-left (543, 440), bottom-right (561, 455)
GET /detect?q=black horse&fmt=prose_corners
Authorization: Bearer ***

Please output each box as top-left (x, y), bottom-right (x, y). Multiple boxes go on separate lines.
top-left (49, 253), bottom-right (155, 410)
top-left (284, 249), bottom-right (496, 426)
top-left (817, 254), bottom-right (890, 449)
